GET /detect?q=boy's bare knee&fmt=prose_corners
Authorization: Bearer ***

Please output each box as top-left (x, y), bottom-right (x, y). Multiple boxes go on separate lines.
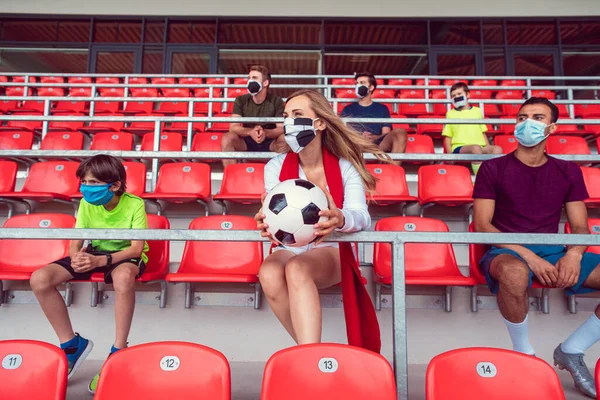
top-left (30, 266), bottom-right (59, 292)
top-left (111, 267), bottom-right (137, 292)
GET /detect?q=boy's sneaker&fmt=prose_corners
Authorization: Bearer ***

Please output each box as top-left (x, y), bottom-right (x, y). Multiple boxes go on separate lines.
top-left (88, 345), bottom-right (123, 395)
top-left (61, 333), bottom-right (94, 380)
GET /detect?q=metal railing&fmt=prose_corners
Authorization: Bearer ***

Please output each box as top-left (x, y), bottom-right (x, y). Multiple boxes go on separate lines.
top-left (0, 228), bottom-right (598, 399)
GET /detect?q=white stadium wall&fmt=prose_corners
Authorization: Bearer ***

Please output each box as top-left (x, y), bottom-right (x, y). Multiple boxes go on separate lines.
top-left (0, 0), bottom-right (599, 17)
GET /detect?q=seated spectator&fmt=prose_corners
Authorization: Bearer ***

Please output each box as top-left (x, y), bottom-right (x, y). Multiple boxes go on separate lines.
top-left (341, 72), bottom-right (407, 161)
top-left (221, 65), bottom-right (284, 166)
top-left (442, 82), bottom-right (501, 173)
top-left (473, 97), bottom-right (600, 398)
top-left (29, 154), bottom-right (149, 395)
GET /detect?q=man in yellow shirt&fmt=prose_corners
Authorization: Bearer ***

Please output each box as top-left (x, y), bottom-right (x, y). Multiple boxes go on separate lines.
top-left (442, 83), bottom-right (501, 173)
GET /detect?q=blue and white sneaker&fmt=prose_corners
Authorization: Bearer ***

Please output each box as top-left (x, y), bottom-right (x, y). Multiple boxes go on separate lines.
top-left (61, 333), bottom-right (94, 380)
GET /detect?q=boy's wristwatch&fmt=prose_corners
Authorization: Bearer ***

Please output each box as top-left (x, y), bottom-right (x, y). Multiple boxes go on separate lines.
top-left (105, 254), bottom-right (112, 268)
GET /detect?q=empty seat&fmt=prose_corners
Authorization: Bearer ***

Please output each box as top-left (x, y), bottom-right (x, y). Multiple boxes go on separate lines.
top-left (430, 90), bottom-right (449, 116)
top-left (121, 161), bottom-right (147, 198)
top-left (94, 342), bottom-right (230, 400)
top-left (142, 162), bottom-right (211, 215)
top-left (233, 77), bottom-right (249, 85)
top-left (83, 113), bottom-right (125, 134)
top-left (162, 87), bottom-right (192, 98)
top-left (194, 87), bottom-right (222, 101)
top-left (260, 343), bottom-right (396, 400)
top-left (493, 135), bottom-right (518, 154)
top-left (388, 78), bottom-right (412, 86)
top-left (140, 132), bottom-right (183, 152)
top-left (545, 136), bottom-right (590, 155)
top-left (0, 112), bottom-right (42, 132)
top-left (68, 76), bottom-right (92, 84)
top-left (40, 76), bottom-right (65, 84)
top-left (208, 113), bottom-right (233, 132)
top-left (0, 160), bottom-right (18, 192)
top-left (391, 114), bottom-right (415, 133)
top-left (335, 89), bottom-right (356, 99)
top-left (554, 124), bottom-right (589, 136)
top-left (575, 104), bottom-right (600, 118)
top-left (165, 113), bottom-right (207, 134)
top-left (158, 101), bottom-right (189, 115)
top-left (38, 87), bottom-right (66, 97)
top-left (418, 165), bottom-right (473, 216)
top-left (0, 131), bottom-right (34, 150)
top-left (213, 163), bottom-right (265, 212)
top-left (405, 134), bottom-right (435, 154)
top-left (366, 164), bottom-right (417, 207)
top-left (20, 100), bottom-right (46, 113)
top-left (0, 213), bottom-right (75, 281)
top-left (331, 78), bottom-right (355, 86)
top-left (372, 89), bottom-right (396, 114)
top-left (90, 131), bottom-right (134, 151)
top-left (471, 79), bottom-right (497, 86)
top-left (191, 132), bottom-right (224, 154)
top-left (426, 347), bottom-right (565, 400)
top-left (442, 79), bottom-right (468, 86)
top-left (530, 90), bottom-right (556, 99)
top-left (0, 339), bottom-right (68, 400)
top-left (123, 113), bottom-right (165, 135)
top-left (581, 167), bottom-right (600, 208)
top-left (501, 79), bottom-right (527, 87)
top-left (398, 91), bottom-right (429, 116)
top-left (565, 218), bottom-right (600, 254)
top-left (416, 79), bottom-right (441, 86)
top-left (416, 115), bottom-right (445, 137)
top-left (128, 77), bottom-right (148, 85)
top-left (48, 112), bottom-right (85, 131)
top-left (69, 87), bottom-right (93, 97)
top-left (151, 77), bottom-right (175, 85)
top-left (496, 90), bottom-right (523, 117)
top-left (40, 131), bottom-right (84, 151)
top-left (0, 100), bottom-right (18, 113)
top-left (165, 215), bottom-right (263, 308)
top-left (99, 86), bottom-right (126, 97)
top-left (53, 100), bottom-right (87, 114)
top-left (179, 77), bottom-right (203, 86)
top-left (123, 101), bottom-right (154, 115)
top-left (94, 100), bottom-right (122, 114)
top-left (130, 87), bottom-right (159, 98)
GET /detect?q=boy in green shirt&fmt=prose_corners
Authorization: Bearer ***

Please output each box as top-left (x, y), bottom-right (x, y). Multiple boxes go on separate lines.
top-left (30, 154), bottom-right (149, 394)
top-left (442, 83), bottom-right (502, 173)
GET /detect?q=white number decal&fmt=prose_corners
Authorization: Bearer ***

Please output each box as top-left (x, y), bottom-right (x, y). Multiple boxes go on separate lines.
top-left (182, 166), bottom-right (191, 172)
top-left (592, 225), bottom-right (600, 233)
top-left (374, 168), bottom-right (383, 174)
top-left (159, 356), bottom-right (180, 371)
top-left (2, 354), bottom-right (23, 370)
top-left (161, 135), bottom-right (168, 140)
top-left (476, 362), bottom-right (497, 378)
top-left (211, 135), bottom-right (218, 140)
top-left (39, 220), bottom-right (51, 228)
top-left (438, 168), bottom-right (447, 175)
top-left (246, 167), bottom-right (255, 173)
top-left (111, 135), bottom-right (119, 140)
top-left (318, 357), bottom-right (338, 373)
top-left (12, 133), bottom-right (20, 139)
top-left (404, 223), bottom-right (417, 231)
top-left (221, 221), bottom-right (233, 230)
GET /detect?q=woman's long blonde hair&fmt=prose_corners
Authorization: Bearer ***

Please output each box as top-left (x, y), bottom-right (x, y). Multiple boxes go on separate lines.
top-left (282, 89), bottom-right (393, 191)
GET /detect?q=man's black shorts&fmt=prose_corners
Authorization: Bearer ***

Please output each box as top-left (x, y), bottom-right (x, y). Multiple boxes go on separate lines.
top-left (53, 248), bottom-right (145, 284)
top-left (243, 136), bottom-right (274, 152)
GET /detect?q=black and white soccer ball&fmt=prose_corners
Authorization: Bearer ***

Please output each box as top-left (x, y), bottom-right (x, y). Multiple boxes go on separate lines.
top-left (263, 179), bottom-right (329, 247)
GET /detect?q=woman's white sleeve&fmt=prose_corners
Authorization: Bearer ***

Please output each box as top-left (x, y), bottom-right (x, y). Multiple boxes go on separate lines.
top-left (264, 156), bottom-right (284, 192)
top-left (336, 161), bottom-right (371, 233)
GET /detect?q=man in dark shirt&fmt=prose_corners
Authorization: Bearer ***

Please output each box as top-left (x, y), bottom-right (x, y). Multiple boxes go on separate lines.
top-left (221, 65), bottom-right (284, 166)
top-left (341, 72), bottom-right (407, 157)
top-left (473, 97), bottom-right (600, 398)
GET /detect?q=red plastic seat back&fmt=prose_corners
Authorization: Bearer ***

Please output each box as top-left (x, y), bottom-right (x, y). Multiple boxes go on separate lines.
top-left (417, 165), bottom-right (473, 205)
top-left (565, 219), bottom-right (600, 254)
top-left (426, 347), bottom-right (565, 400)
top-left (493, 135), bottom-right (518, 154)
top-left (38, 87), bottom-right (65, 97)
top-left (124, 101), bottom-right (153, 114)
top-left (471, 79), bottom-right (497, 86)
top-left (130, 87), bottom-right (159, 98)
top-left (545, 136), bottom-right (590, 155)
top-left (218, 163), bottom-right (265, 198)
top-left (0, 99), bottom-right (18, 112)
top-left (430, 90), bottom-right (449, 116)
top-left (40, 131), bottom-right (84, 151)
top-left (143, 215), bottom-right (170, 280)
top-left (0, 160), bottom-right (18, 192)
top-left (335, 89), bottom-right (356, 99)
top-left (260, 344), bottom-right (396, 400)
top-left (575, 104), bottom-right (600, 118)
top-left (373, 217), bottom-right (460, 279)
top-left (530, 90), bottom-right (556, 99)
top-left (501, 79), bottom-right (526, 87)
top-left (0, 213), bottom-right (75, 273)
top-left (140, 132), bottom-right (183, 152)
top-left (388, 78), bottom-right (412, 86)
top-left (405, 134), bottom-right (435, 154)
top-left (179, 216), bottom-right (263, 275)
top-left (372, 89), bottom-right (395, 99)
top-left (366, 164), bottom-right (411, 199)
top-left (468, 223), bottom-right (487, 284)
top-left (0, 131), bottom-right (34, 150)
top-left (94, 342), bottom-right (230, 400)
top-left (331, 78), bottom-right (354, 86)
top-left (192, 132), bottom-right (224, 152)
top-left (582, 167), bottom-right (600, 202)
top-left (90, 131), bottom-right (133, 151)
top-left (22, 161), bottom-right (79, 195)
top-left (0, 340), bottom-right (68, 400)
top-left (122, 162), bottom-right (147, 197)
top-left (154, 163), bottom-right (211, 199)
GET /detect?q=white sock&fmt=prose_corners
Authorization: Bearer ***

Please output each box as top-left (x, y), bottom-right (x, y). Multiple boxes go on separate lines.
top-left (561, 314), bottom-right (600, 354)
top-left (503, 315), bottom-right (535, 355)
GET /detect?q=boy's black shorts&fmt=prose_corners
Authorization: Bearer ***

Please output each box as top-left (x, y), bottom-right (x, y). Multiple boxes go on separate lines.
top-left (53, 246), bottom-right (145, 284)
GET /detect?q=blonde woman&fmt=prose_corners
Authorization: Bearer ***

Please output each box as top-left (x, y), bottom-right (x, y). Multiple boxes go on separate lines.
top-left (255, 89), bottom-right (392, 352)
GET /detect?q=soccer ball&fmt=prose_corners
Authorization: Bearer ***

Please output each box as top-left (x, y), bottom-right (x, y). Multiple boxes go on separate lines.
top-left (263, 179), bottom-right (329, 247)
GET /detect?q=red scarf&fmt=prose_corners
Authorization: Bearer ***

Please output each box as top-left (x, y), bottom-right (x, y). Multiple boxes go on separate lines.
top-left (279, 148), bottom-right (381, 353)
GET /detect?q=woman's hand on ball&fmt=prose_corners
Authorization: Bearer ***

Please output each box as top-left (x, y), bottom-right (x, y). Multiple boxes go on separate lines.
top-left (255, 209), bottom-right (278, 246)
top-left (314, 191), bottom-right (345, 244)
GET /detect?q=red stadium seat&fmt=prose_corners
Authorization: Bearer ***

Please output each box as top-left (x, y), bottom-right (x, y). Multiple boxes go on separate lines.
top-left (194, 88), bottom-right (223, 114)
top-left (0, 161), bottom-right (17, 192)
top-left (376, 78), bottom-right (385, 86)
top-left (442, 79), bottom-right (468, 86)
top-left (581, 167), bottom-right (600, 208)
top-left (90, 131), bottom-right (133, 151)
top-left (331, 78), bottom-right (355, 86)
top-left (68, 87), bottom-right (93, 97)
top-left (554, 124), bottom-right (586, 136)
top-left (151, 77), bottom-right (175, 85)
top-left (95, 100), bottom-right (122, 114)
top-left (191, 132), bottom-right (224, 154)
top-left (372, 89), bottom-right (395, 99)
top-left (430, 90), bottom-right (449, 116)
top-left (0, 100), bottom-right (18, 113)
top-left (99, 87), bottom-right (126, 97)
top-left (388, 78), bottom-right (412, 86)
top-left (260, 343), bottom-right (396, 400)
top-left (157, 101), bottom-right (189, 115)
top-left (53, 100), bottom-right (87, 114)
top-left (48, 112), bottom-right (85, 131)
top-left (335, 89), bottom-right (356, 99)
top-left (575, 104), bottom-right (600, 118)
top-left (556, 104), bottom-right (571, 118)
top-left (121, 161), bottom-right (147, 198)
top-left (0, 213), bottom-right (75, 281)
top-left (123, 113), bottom-right (166, 135)
top-left (496, 90), bottom-right (523, 117)
top-left (123, 101), bottom-right (154, 115)
top-left (366, 164), bottom-right (417, 207)
top-left (416, 115), bottom-right (445, 137)
top-left (0, 340), bottom-right (68, 400)
top-left (83, 113), bottom-right (125, 134)
top-left (493, 135), bottom-right (518, 154)
top-left (373, 217), bottom-right (476, 309)
top-left (426, 347), bottom-right (565, 400)
top-left (530, 90), bottom-right (556, 99)
top-left (194, 87), bottom-right (222, 101)
top-left (165, 215), bottom-right (262, 307)
top-left (405, 134), bottom-right (435, 154)
top-left (545, 136), bottom-right (590, 155)
top-left (12, 76), bottom-right (36, 83)
top-left (38, 87), bottom-right (65, 97)
top-left (6, 87), bottom-right (27, 97)
top-left (0, 112), bottom-right (42, 132)
top-left (161, 87), bottom-right (191, 98)
top-left (130, 87), bottom-right (159, 98)
top-left (566, 219), bottom-right (600, 254)
top-left (471, 79), bottom-right (498, 87)
top-left (94, 342), bottom-right (230, 400)
top-left (398, 91), bottom-right (429, 116)
top-left (141, 132), bottom-right (183, 152)
top-left (142, 162), bottom-right (211, 215)
top-left (213, 163), bottom-right (265, 210)
top-left (40, 76), bottom-right (64, 84)
top-left (0, 131), bottom-right (34, 150)
top-left (418, 165), bottom-right (473, 214)
top-left (40, 131), bottom-right (84, 151)
top-left (391, 114), bottom-right (415, 133)
top-left (165, 113), bottom-right (207, 134)
top-left (470, 89), bottom-right (493, 100)
top-left (20, 100), bottom-right (46, 113)
top-left (501, 79), bottom-right (526, 87)
top-left (416, 79), bottom-right (441, 86)
top-left (128, 77), bottom-right (148, 85)
top-left (68, 76), bottom-right (92, 84)
top-left (179, 77), bottom-right (203, 86)
top-left (209, 113), bottom-right (233, 132)
top-left (206, 77), bottom-right (225, 85)
top-left (233, 77), bottom-right (249, 85)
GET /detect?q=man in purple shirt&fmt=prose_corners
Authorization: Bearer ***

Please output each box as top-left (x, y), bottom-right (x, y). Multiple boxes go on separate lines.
top-left (474, 97), bottom-right (600, 398)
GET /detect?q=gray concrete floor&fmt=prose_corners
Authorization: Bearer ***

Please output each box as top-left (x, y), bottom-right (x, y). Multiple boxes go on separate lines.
top-left (66, 361), bottom-right (591, 400)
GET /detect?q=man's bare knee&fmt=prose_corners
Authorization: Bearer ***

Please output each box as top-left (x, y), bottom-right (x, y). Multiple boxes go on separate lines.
top-left (221, 131), bottom-right (240, 151)
top-left (492, 257), bottom-right (529, 293)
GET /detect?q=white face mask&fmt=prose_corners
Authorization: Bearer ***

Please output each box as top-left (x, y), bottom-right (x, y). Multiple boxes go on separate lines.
top-left (453, 95), bottom-right (468, 108)
top-left (283, 117), bottom-right (319, 153)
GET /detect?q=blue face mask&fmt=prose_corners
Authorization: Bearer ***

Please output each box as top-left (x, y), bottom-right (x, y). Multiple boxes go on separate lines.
top-left (80, 183), bottom-right (114, 206)
top-left (514, 119), bottom-right (551, 147)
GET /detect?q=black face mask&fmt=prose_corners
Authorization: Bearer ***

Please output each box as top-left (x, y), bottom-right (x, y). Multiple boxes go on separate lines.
top-left (355, 84), bottom-right (369, 98)
top-left (247, 79), bottom-right (262, 96)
